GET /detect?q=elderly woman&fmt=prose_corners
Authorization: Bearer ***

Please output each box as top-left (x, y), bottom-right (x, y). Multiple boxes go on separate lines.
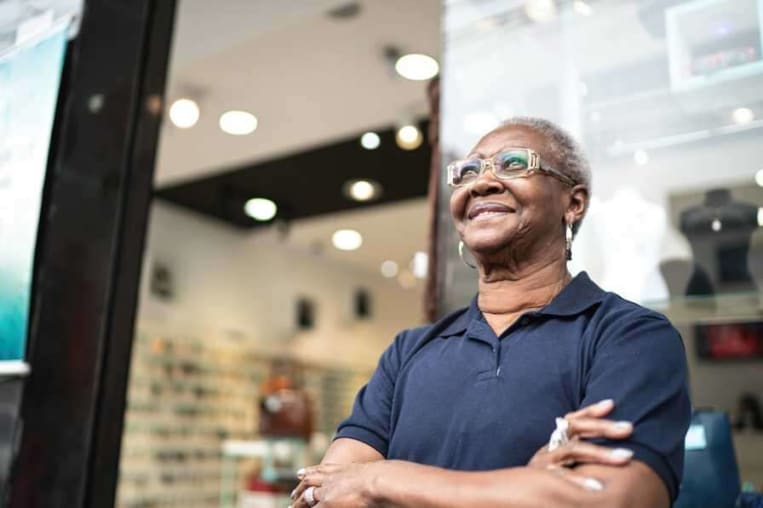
top-left (292, 118), bottom-right (691, 508)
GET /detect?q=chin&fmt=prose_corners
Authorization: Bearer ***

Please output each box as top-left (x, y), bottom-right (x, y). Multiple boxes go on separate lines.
top-left (463, 233), bottom-right (513, 257)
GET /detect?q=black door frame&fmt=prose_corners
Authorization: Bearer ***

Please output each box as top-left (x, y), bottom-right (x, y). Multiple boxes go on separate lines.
top-left (9, 1), bottom-right (176, 506)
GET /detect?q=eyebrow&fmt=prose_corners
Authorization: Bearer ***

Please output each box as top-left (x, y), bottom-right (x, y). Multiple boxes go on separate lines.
top-left (466, 146), bottom-right (527, 159)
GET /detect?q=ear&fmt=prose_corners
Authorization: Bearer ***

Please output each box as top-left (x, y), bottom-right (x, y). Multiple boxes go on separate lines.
top-left (565, 184), bottom-right (589, 225)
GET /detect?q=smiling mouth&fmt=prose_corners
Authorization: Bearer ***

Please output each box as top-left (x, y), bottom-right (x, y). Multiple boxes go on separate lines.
top-left (467, 203), bottom-right (515, 220)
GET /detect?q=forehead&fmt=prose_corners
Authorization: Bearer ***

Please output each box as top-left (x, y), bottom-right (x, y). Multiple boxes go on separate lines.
top-left (468, 126), bottom-right (547, 158)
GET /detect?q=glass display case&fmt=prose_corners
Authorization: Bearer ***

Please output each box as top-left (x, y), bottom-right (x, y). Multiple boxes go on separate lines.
top-left (437, 0), bottom-right (763, 489)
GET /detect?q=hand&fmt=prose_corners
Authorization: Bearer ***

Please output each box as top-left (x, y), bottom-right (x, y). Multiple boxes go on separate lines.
top-left (290, 462), bottom-right (381, 508)
top-left (528, 399), bottom-right (634, 490)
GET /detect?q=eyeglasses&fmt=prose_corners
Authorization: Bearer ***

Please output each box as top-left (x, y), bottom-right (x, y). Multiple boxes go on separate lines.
top-left (447, 148), bottom-right (576, 188)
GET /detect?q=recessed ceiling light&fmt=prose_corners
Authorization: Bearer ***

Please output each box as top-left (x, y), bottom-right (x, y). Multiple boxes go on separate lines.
top-left (732, 107), bottom-right (754, 125)
top-left (332, 229), bottom-right (363, 251)
top-left (573, 0), bottom-right (593, 16)
top-left (394, 53), bottom-right (439, 81)
top-left (344, 179), bottom-right (381, 202)
top-left (360, 132), bottom-right (381, 150)
top-left (396, 124), bottom-right (423, 150)
top-left (755, 168), bottom-right (763, 187)
top-left (711, 218), bottom-right (722, 232)
top-left (411, 251), bottom-right (428, 279)
top-left (380, 260), bottom-right (399, 278)
top-left (220, 110), bottom-right (258, 135)
top-left (244, 198), bottom-right (277, 221)
top-left (525, 0), bottom-right (556, 22)
top-left (758, 207), bottom-right (763, 227)
top-left (634, 149), bottom-right (649, 166)
top-left (169, 98), bottom-right (199, 128)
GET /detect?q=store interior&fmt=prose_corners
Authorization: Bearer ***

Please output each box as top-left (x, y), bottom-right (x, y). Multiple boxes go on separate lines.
top-left (116, 1), bottom-right (440, 507)
top-left (75, 0), bottom-right (763, 507)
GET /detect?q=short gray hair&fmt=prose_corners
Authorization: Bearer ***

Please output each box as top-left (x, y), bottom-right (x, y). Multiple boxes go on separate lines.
top-left (500, 117), bottom-right (591, 234)
top-left (501, 116), bottom-right (591, 191)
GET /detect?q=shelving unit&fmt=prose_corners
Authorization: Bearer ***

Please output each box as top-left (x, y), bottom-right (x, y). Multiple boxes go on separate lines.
top-left (647, 292), bottom-right (763, 325)
top-left (115, 330), bottom-right (372, 508)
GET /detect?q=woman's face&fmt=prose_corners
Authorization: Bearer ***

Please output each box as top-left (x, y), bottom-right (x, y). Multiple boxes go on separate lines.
top-left (449, 126), bottom-right (571, 259)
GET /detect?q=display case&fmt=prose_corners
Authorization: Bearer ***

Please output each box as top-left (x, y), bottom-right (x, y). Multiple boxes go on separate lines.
top-left (438, 0), bottom-right (763, 488)
top-left (667, 0), bottom-right (763, 90)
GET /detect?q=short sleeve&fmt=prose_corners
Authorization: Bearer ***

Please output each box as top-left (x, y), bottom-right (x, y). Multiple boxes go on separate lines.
top-left (334, 332), bottom-right (406, 457)
top-left (582, 308), bottom-right (692, 500)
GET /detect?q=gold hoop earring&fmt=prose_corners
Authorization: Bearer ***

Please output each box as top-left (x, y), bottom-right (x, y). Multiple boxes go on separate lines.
top-left (458, 240), bottom-right (477, 269)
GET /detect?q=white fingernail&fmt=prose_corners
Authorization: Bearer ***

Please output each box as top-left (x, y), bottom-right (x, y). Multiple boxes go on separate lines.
top-left (614, 421), bottom-right (632, 430)
top-left (296, 468), bottom-right (306, 478)
top-left (610, 448), bottom-right (633, 459)
top-left (597, 399), bottom-right (614, 406)
top-left (583, 478), bottom-right (604, 491)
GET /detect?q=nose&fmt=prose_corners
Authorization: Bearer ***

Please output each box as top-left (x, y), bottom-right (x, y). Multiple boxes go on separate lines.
top-left (469, 164), bottom-right (504, 197)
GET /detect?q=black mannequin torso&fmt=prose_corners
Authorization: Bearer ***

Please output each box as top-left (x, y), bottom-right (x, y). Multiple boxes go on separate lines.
top-left (679, 189), bottom-right (759, 296)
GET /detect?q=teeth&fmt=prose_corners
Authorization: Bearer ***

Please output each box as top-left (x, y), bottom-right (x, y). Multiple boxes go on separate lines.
top-left (474, 210), bottom-right (506, 219)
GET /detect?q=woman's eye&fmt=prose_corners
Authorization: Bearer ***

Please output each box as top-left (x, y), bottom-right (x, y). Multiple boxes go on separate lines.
top-left (460, 164), bottom-right (480, 176)
top-left (500, 157), bottom-right (527, 170)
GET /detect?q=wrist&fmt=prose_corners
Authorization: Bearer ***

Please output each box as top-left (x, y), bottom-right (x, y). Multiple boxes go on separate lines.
top-left (362, 460), bottom-right (389, 506)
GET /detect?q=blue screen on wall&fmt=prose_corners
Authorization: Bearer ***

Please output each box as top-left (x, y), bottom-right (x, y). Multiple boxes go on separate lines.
top-left (0, 25), bottom-right (67, 362)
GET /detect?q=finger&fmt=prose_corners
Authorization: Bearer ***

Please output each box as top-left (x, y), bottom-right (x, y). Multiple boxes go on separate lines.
top-left (565, 399), bottom-right (615, 420)
top-left (290, 489), bottom-right (310, 508)
top-left (292, 485), bottom-right (321, 508)
top-left (291, 481), bottom-right (312, 506)
top-left (313, 486), bottom-right (325, 504)
top-left (551, 467), bottom-right (606, 492)
top-left (566, 417), bottom-right (633, 440)
top-left (292, 464), bottom-right (346, 502)
top-left (546, 441), bottom-right (633, 467)
top-left (561, 470), bottom-right (606, 492)
top-left (291, 472), bottom-right (324, 502)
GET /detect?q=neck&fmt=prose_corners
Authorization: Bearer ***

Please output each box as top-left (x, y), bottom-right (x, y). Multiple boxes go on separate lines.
top-left (477, 257), bottom-right (571, 315)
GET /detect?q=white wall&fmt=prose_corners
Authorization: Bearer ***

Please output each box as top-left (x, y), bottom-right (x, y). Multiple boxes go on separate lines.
top-left (137, 201), bottom-right (426, 369)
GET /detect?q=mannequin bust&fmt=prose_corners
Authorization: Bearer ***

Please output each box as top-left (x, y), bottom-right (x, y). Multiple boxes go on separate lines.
top-left (679, 188), bottom-right (759, 296)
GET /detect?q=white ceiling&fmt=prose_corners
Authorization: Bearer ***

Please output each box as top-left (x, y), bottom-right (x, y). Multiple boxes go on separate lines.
top-left (157, 0), bottom-right (441, 186)
top-left (155, 0), bottom-right (441, 277)
top-left (277, 197), bottom-right (430, 285)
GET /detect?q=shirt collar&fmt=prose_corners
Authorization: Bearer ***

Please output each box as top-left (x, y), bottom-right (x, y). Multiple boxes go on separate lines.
top-left (438, 271), bottom-right (605, 338)
top-left (535, 271), bottom-right (606, 317)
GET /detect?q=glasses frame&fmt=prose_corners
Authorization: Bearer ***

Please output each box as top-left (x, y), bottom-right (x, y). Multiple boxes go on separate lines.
top-left (447, 148), bottom-right (577, 188)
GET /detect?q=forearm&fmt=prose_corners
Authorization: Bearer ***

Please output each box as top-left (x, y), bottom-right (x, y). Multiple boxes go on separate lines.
top-left (370, 462), bottom-right (603, 508)
top-left (320, 437), bottom-right (384, 465)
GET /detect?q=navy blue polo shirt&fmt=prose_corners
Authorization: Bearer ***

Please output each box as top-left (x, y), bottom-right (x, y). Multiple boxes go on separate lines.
top-left (336, 272), bottom-right (691, 500)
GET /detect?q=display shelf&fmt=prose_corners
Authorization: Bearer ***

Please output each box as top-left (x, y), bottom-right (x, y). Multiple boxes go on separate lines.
top-left (116, 332), bottom-right (261, 508)
top-left (645, 291), bottom-right (763, 324)
top-left (116, 329), bottom-right (374, 508)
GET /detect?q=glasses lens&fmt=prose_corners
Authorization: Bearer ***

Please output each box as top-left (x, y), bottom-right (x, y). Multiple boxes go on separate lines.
top-left (495, 150), bottom-right (529, 177)
top-left (449, 159), bottom-right (481, 186)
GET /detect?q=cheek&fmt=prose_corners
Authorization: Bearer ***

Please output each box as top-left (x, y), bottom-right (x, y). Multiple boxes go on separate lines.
top-left (449, 190), bottom-right (468, 222)
top-left (517, 181), bottom-right (559, 210)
